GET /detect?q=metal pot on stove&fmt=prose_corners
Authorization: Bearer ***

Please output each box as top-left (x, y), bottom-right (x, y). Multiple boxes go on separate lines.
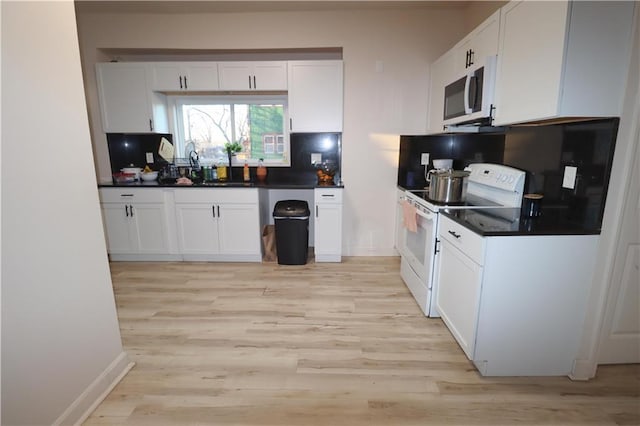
top-left (426, 169), bottom-right (470, 203)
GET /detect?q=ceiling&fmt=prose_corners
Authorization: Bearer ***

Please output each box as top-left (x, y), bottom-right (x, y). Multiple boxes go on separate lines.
top-left (75, 0), bottom-right (472, 15)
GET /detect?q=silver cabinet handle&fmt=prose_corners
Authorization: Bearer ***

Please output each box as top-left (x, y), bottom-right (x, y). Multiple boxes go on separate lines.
top-left (212, 205), bottom-right (216, 218)
top-left (316, 205), bottom-right (319, 217)
top-left (448, 230), bottom-right (461, 239)
top-left (149, 119), bottom-right (153, 131)
top-left (248, 75), bottom-right (252, 89)
top-left (184, 76), bottom-right (188, 89)
top-left (125, 205), bottom-right (129, 217)
top-left (253, 75), bottom-right (256, 89)
top-left (179, 76), bottom-right (183, 89)
top-left (217, 205), bottom-right (220, 217)
top-left (129, 205), bottom-right (134, 217)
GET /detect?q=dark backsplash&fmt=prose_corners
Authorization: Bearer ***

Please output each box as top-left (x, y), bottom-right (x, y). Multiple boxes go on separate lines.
top-left (398, 118), bottom-right (619, 229)
top-left (107, 132), bottom-right (342, 185)
top-left (107, 133), bottom-right (174, 173)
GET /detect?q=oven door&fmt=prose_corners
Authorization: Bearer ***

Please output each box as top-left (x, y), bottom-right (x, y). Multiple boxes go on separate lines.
top-left (401, 203), bottom-right (437, 285)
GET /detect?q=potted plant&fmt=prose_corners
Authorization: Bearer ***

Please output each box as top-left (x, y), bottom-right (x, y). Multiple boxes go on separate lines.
top-left (224, 142), bottom-right (242, 180)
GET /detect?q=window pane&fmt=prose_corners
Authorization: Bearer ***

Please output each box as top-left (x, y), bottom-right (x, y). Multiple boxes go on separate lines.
top-left (175, 97), bottom-right (287, 165)
top-left (247, 104), bottom-right (285, 161)
top-left (181, 104), bottom-right (231, 162)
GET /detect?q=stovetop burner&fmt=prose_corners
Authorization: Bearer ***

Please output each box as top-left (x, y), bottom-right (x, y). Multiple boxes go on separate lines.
top-left (407, 190), bottom-right (502, 208)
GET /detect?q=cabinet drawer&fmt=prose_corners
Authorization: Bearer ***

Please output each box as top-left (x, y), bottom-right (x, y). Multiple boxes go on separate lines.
top-left (174, 188), bottom-right (258, 204)
top-left (314, 188), bottom-right (343, 204)
top-left (439, 215), bottom-right (485, 265)
top-left (99, 188), bottom-right (167, 204)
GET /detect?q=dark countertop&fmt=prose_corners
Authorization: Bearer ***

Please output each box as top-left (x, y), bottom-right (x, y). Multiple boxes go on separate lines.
top-left (441, 207), bottom-right (601, 237)
top-left (98, 179), bottom-right (344, 190)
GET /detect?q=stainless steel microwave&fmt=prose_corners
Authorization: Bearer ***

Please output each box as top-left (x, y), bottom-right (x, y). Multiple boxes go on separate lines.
top-left (443, 55), bottom-right (497, 126)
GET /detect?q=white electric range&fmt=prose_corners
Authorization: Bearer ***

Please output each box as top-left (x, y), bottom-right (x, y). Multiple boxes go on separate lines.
top-left (397, 163), bottom-right (525, 316)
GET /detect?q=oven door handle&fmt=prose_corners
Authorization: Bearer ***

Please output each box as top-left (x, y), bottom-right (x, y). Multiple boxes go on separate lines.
top-left (415, 207), bottom-right (435, 221)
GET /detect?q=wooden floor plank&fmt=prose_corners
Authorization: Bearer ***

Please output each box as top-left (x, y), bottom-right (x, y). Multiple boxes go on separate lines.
top-left (84, 258), bottom-right (640, 425)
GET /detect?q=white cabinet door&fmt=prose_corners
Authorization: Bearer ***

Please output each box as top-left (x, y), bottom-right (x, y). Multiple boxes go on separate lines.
top-left (217, 203), bottom-right (261, 256)
top-left (453, 10), bottom-right (499, 74)
top-left (173, 189), bottom-right (261, 260)
top-left (288, 60), bottom-right (343, 132)
top-left (96, 63), bottom-right (154, 133)
top-left (494, 1), bottom-right (633, 125)
top-left (218, 61), bottom-right (287, 90)
top-left (175, 203), bottom-right (220, 255)
top-left (435, 237), bottom-right (483, 359)
top-left (183, 62), bottom-right (220, 90)
top-left (101, 202), bottom-right (170, 254)
top-left (427, 51), bottom-right (454, 134)
top-left (148, 62), bottom-right (184, 91)
top-left (129, 203), bottom-right (171, 253)
top-left (101, 204), bottom-right (134, 253)
top-left (96, 63), bottom-right (168, 133)
top-left (314, 188), bottom-right (343, 262)
top-left (149, 62), bottom-right (219, 91)
top-left (494, 0), bottom-right (568, 125)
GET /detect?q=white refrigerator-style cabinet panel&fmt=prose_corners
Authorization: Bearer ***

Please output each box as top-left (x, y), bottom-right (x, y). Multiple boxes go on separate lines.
top-left (218, 61), bottom-right (287, 90)
top-left (494, 0), bottom-right (635, 125)
top-left (288, 61), bottom-right (343, 132)
top-left (96, 63), bottom-right (168, 133)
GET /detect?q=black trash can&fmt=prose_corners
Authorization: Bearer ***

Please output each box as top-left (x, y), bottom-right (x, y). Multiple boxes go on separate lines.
top-left (273, 200), bottom-right (310, 265)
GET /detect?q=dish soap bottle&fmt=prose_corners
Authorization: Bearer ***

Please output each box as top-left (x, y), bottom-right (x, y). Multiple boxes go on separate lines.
top-left (243, 160), bottom-right (250, 182)
top-left (256, 158), bottom-right (267, 182)
top-left (217, 160), bottom-right (227, 181)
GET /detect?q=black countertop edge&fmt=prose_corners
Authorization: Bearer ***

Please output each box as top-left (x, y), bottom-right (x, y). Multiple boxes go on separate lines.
top-left (441, 208), bottom-right (601, 237)
top-left (98, 181), bottom-right (344, 190)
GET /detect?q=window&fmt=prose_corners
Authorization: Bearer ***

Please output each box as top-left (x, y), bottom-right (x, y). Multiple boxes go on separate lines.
top-left (171, 95), bottom-right (288, 166)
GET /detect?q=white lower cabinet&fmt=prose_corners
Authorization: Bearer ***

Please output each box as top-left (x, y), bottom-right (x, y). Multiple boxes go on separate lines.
top-left (174, 188), bottom-right (261, 261)
top-left (99, 188), bottom-right (178, 260)
top-left (435, 214), bottom-right (601, 376)
top-left (313, 188), bottom-right (343, 262)
top-left (435, 216), bottom-right (485, 359)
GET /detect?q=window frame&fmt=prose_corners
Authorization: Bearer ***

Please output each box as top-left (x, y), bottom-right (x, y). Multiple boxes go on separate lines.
top-left (168, 94), bottom-right (290, 167)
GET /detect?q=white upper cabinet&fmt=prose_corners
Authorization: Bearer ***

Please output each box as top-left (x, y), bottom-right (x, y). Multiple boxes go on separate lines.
top-left (494, 0), bottom-right (635, 126)
top-left (218, 61), bottom-right (287, 90)
top-left (148, 62), bottom-right (219, 91)
top-left (452, 10), bottom-right (500, 75)
top-left (426, 10), bottom-right (498, 134)
top-left (427, 50), bottom-right (455, 134)
top-left (96, 63), bottom-right (169, 133)
top-left (288, 60), bottom-right (344, 132)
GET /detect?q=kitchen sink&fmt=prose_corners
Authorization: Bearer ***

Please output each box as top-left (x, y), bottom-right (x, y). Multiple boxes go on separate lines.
top-left (195, 181), bottom-right (255, 187)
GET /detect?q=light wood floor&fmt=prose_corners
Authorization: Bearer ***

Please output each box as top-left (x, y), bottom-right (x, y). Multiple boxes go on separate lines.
top-left (84, 257), bottom-right (639, 425)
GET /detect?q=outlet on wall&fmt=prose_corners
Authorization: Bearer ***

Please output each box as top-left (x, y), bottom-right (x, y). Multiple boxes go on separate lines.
top-left (311, 153), bottom-right (322, 164)
top-left (421, 153), bottom-right (430, 165)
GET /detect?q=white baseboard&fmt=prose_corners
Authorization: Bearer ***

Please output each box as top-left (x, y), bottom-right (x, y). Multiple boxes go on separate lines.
top-left (53, 351), bottom-right (134, 426)
top-left (569, 358), bottom-right (598, 381)
top-left (344, 247), bottom-right (401, 257)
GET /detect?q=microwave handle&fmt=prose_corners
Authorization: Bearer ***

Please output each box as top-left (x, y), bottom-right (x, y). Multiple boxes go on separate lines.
top-left (463, 72), bottom-right (473, 114)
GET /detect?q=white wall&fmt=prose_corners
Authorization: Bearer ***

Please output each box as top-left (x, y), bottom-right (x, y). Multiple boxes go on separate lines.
top-left (75, 5), bottom-right (467, 256)
top-left (1, 2), bottom-right (129, 424)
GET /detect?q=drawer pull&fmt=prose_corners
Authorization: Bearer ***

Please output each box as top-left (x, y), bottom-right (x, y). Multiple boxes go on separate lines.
top-left (448, 230), bottom-right (461, 239)
top-left (120, 194), bottom-right (134, 197)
